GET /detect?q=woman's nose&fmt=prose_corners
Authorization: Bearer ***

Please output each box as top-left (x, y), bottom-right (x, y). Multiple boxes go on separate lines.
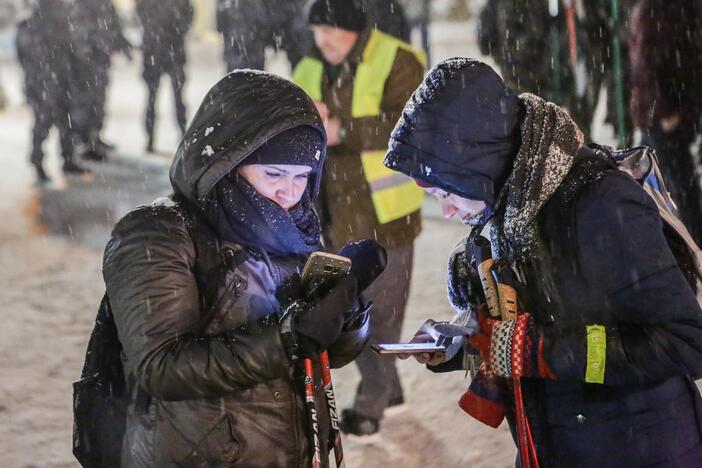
top-left (440, 199), bottom-right (457, 219)
top-left (276, 180), bottom-right (297, 209)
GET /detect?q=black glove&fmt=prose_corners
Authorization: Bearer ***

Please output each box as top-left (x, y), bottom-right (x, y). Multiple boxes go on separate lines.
top-left (276, 273), bottom-right (303, 307)
top-left (293, 274), bottom-right (358, 355)
top-left (277, 274), bottom-right (359, 359)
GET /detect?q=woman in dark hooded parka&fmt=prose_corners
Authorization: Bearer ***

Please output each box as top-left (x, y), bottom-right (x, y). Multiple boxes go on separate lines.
top-left (387, 58), bottom-right (702, 467)
top-left (102, 70), bottom-right (369, 467)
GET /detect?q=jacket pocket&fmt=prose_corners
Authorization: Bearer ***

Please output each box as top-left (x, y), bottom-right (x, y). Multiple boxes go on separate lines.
top-left (177, 414), bottom-right (241, 467)
top-left (153, 400), bottom-right (241, 467)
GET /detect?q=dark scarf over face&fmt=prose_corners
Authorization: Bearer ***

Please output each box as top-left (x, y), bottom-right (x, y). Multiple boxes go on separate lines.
top-left (203, 174), bottom-right (321, 258)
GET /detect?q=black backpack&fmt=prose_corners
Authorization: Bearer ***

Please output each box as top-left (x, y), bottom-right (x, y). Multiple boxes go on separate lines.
top-left (72, 201), bottom-right (248, 467)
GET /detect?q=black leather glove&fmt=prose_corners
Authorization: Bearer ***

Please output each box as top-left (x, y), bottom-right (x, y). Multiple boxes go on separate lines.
top-left (277, 274), bottom-right (359, 359)
top-left (293, 274), bottom-right (358, 355)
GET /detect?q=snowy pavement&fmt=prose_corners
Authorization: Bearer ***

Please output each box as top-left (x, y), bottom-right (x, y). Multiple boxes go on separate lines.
top-left (0, 17), bottom-right (521, 468)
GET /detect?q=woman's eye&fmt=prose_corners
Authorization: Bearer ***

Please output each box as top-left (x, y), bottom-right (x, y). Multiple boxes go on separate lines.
top-left (265, 171), bottom-right (282, 178)
top-left (295, 173), bottom-right (310, 180)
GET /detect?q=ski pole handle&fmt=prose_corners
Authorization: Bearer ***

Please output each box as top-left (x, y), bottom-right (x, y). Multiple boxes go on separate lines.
top-left (473, 237), bottom-right (501, 319)
top-left (491, 260), bottom-right (519, 321)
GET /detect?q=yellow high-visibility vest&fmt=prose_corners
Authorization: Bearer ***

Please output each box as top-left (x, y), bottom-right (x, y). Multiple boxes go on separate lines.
top-left (293, 29), bottom-right (427, 225)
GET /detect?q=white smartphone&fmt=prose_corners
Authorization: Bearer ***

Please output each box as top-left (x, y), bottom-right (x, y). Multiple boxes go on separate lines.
top-left (371, 342), bottom-right (447, 355)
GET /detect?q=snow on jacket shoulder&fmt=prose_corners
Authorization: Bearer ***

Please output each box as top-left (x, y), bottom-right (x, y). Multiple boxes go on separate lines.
top-left (103, 201), bottom-right (291, 401)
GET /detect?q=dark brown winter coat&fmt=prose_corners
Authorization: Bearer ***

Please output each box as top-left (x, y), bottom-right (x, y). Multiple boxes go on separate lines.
top-left (310, 26), bottom-right (424, 250)
top-left (628, 0), bottom-right (702, 127)
top-left (103, 72), bottom-right (369, 467)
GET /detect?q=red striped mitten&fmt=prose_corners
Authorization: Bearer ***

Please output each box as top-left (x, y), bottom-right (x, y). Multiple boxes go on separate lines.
top-left (470, 312), bottom-right (555, 380)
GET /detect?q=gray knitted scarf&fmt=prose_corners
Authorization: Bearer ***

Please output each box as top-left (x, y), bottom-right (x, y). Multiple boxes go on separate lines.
top-left (496, 93), bottom-right (583, 262)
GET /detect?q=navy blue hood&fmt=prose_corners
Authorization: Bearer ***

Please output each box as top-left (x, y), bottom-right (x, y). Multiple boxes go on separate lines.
top-left (384, 58), bottom-right (521, 206)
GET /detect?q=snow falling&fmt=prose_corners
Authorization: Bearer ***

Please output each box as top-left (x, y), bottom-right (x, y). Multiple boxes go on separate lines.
top-left (1, 0), bottom-right (702, 467)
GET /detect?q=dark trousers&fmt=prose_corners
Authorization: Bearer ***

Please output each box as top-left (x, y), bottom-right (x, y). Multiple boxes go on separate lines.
top-left (642, 122), bottom-right (702, 246)
top-left (71, 59), bottom-right (110, 149)
top-left (351, 243), bottom-right (414, 420)
top-left (29, 99), bottom-right (75, 165)
top-left (144, 66), bottom-right (187, 146)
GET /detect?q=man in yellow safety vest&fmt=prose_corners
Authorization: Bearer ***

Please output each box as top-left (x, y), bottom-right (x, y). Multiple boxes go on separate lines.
top-left (294, 0), bottom-right (426, 435)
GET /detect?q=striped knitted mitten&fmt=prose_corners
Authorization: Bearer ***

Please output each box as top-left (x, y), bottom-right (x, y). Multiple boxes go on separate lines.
top-left (471, 312), bottom-right (555, 380)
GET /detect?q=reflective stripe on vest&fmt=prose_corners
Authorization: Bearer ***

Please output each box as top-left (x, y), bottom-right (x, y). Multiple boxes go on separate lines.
top-left (293, 30), bottom-right (427, 224)
top-left (292, 57), bottom-right (324, 101)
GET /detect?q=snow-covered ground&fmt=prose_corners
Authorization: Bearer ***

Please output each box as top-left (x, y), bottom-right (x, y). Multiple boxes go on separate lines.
top-left (0, 10), bottom-right (577, 467)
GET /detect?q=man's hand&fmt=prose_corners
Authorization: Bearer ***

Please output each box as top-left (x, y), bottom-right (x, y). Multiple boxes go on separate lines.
top-left (312, 101), bottom-right (343, 146)
top-left (314, 101), bottom-right (329, 120)
top-left (325, 117), bottom-right (343, 146)
top-left (397, 319), bottom-right (447, 366)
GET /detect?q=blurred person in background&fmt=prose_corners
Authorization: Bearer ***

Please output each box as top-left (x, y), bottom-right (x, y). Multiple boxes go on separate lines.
top-left (361, 0), bottom-right (411, 42)
top-left (215, 0), bottom-right (311, 72)
top-left (628, 0), bottom-right (702, 246)
top-left (293, 0), bottom-right (425, 436)
top-left (387, 57), bottom-right (702, 467)
top-left (15, 0), bottom-right (90, 182)
top-left (103, 70), bottom-right (370, 466)
top-left (477, 0), bottom-right (633, 143)
top-left (136, 0), bottom-right (193, 153)
top-left (69, 0), bottom-right (131, 161)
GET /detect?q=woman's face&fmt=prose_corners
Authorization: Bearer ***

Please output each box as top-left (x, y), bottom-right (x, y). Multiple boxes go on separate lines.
top-left (237, 164), bottom-right (313, 210)
top-left (425, 187), bottom-right (487, 223)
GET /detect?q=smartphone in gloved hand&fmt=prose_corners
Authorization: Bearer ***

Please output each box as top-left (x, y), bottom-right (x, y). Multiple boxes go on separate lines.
top-left (300, 252), bottom-right (352, 299)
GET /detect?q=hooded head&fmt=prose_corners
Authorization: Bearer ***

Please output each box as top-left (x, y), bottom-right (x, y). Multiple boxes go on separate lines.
top-left (169, 71), bottom-right (327, 257)
top-left (384, 58), bottom-right (522, 207)
top-left (170, 70), bottom-right (326, 206)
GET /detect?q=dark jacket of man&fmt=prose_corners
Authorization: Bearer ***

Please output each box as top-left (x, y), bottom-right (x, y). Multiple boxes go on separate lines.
top-left (216, 0), bottom-right (311, 70)
top-left (303, 26), bottom-right (424, 250)
top-left (628, 0), bottom-right (702, 246)
top-left (386, 59), bottom-right (702, 466)
top-left (103, 72), bottom-right (369, 467)
top-left (15, 0), bottom-right (73, 105)
top-left (136, 0), bottom-right (192, 76)
top-left (361, 0), bottom-right (411, 42)
top-left (69, 0), bottom-right (130, 144)
top-left (15, 0), bottom-right (77, 161)
top-left (628, 0), bottom-right (702, 128)
top-left (477, 0), bottom-right (632, 140)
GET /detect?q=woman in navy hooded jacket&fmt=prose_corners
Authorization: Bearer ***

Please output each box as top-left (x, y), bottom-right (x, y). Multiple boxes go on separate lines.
top-left (386, 58), bottom-right (702, 466)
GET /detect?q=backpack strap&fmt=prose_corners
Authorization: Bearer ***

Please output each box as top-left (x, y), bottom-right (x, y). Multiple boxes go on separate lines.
top-left (589, 145), bottom-right (702, 297)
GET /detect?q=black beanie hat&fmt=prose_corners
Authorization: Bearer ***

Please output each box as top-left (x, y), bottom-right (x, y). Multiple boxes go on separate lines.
top-left (242, 126), bottom-right (324, 170)
top-left (308, 0), bottom-right (367, 32)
